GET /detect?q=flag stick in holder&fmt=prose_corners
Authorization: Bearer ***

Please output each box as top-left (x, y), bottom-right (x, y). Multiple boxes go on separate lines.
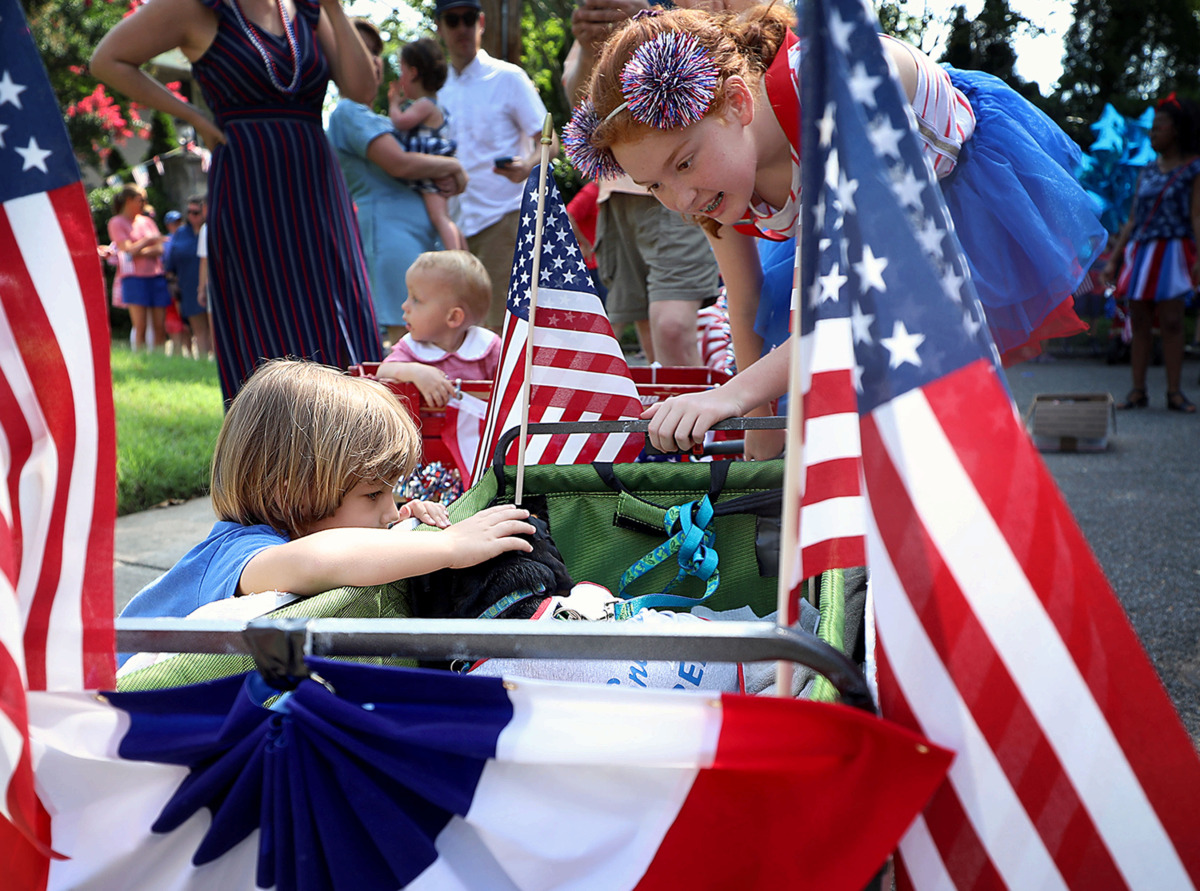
top-left (775, 230), bottom-right (806, 696)
top-left (514, 113), bottom-right (556, 506)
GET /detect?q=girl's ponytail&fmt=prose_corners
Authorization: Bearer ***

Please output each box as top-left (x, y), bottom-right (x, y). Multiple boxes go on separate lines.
top-left (726, 3), bottom-right (794, 78)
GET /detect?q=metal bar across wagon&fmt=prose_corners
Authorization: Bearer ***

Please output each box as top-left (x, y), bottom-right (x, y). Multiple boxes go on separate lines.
top-left (115, 616), bottom-right (873, 710)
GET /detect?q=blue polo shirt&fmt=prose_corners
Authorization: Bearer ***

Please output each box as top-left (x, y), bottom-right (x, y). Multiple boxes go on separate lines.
top-left (164, 223), bottom-right (203, 317)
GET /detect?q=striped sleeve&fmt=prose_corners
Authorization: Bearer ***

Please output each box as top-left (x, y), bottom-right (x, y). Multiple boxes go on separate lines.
top-left (885, 36), bottom-right (976, 179)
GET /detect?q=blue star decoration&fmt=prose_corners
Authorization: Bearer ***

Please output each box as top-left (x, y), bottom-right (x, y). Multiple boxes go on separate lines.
top-left (105, 659), bottom-right (516, 891)
top-left (0, 4), bottom-right (84, 203)
top-left (797, 0), bottom-right (1000, 417)
top-left (505, 170), bottom-right (597, 323)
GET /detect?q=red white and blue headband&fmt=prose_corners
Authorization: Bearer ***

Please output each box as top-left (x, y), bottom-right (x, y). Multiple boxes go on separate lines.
top-left (564, 29), bottom-right (719, 181)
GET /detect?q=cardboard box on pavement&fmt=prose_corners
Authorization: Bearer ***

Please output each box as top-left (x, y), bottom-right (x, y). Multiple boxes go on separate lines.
top-left (1026, 393), bottom-right (1115, 452)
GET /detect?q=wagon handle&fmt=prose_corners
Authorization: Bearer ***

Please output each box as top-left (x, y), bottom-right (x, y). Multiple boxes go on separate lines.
top-left (490, 417), bottom-right (788, 493)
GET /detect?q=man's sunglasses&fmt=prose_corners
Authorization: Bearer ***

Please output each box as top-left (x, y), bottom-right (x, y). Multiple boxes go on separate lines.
top-left (441, 9), bottom-right (479, 28)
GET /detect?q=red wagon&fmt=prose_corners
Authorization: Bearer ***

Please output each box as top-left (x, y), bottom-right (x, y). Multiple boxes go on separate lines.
top-left (350, 363), bottom-right (735, 469)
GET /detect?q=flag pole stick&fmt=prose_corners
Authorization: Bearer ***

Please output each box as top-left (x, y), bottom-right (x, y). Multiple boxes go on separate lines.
top-left (775, 226), bottom-right (807, 696)
top-left (514, 114), bottom-right (556, 506)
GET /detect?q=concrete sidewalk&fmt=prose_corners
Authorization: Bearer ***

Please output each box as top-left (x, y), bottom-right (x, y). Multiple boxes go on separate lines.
top-left (113, 496), bottom-right (215, 615)
top-left (113, 355), bottom-right (1200, 737)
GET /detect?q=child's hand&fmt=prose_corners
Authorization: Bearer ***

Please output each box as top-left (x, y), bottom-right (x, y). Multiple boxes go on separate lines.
top-left (641, 387), bottom-right (743, 453)
top-left (399, 499), bottom-right (450, 528)
top-left (388, 80), bottom-right (403, 104)
top-left (409, 364), bottom-right (457, 407)
top-left (443, 505), bottom-right (535, 568)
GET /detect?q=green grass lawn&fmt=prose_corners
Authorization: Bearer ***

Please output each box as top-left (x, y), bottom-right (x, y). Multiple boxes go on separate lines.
top-left (111, 347), bottom-right (224, 516)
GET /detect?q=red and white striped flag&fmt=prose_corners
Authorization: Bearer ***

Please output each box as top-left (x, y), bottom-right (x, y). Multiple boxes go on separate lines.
top-left (0, 0), bottom-right (117, 864)
top-left (794, 0), bottom-right (1200, 886)
top-left (440, 392), bottom-right (487, 487)
top-left (472, 169), bottom-right (643, 482)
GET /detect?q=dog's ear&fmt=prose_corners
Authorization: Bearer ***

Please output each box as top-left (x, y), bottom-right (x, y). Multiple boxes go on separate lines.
top-left (525, 515), bottom-right (573, 595)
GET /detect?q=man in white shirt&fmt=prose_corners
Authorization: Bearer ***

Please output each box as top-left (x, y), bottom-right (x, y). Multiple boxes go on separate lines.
top-left (436, 0), bottom-right (558, 330)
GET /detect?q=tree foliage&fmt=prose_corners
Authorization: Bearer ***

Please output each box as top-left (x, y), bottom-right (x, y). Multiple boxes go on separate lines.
top-left (875, 0), bottom-right (938, 49)
top-left (1058, 0), bottom-right (1200, 125)
top-left (24, 0), bottom-right (178, 170)
top-left (939, 0), bottom-right (1043, 104)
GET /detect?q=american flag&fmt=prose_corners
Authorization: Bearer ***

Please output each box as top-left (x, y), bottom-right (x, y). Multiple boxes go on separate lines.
top-left (473, 169), bottom-right (643, 482)
top-left (797, 0), bottom-right (1200, 887)
top-left (0, 0), bottom-right (117, 863)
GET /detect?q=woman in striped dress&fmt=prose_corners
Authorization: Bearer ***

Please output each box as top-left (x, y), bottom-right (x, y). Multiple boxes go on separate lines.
top-left (93, 0), bottom-right (383, 402)
top-left (1103, 95), bottom-right (1200, 413)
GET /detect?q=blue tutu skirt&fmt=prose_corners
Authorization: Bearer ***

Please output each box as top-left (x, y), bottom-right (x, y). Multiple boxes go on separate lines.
top-left (941, 68), bottom-right (1106, 356)
top-left (753, 237), bottom-right (796, 412)
top-left (756, 236), bottom-right (796, 355)
top-left (756, 69), bottom-right (1106, 362)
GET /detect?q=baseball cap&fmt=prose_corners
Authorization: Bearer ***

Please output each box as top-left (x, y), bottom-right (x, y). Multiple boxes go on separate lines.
top-left (164, 210), bottom-right (183, 223)
top-left (434, 0), bottom-right (482, 16)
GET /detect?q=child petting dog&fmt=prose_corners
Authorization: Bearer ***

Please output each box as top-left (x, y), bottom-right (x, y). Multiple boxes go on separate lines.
top-left (118, 359), bottom-right (534, 633)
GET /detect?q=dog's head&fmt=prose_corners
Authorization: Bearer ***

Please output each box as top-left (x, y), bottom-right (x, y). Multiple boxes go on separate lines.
top-left (409, 499), bottom-right (574, 620)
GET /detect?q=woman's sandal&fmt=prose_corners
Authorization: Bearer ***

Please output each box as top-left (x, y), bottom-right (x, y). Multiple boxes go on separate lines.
top-left (1166, 391), bottom-right (1197, 413)
top-left (1117, 388), bottom-right (1149, 409)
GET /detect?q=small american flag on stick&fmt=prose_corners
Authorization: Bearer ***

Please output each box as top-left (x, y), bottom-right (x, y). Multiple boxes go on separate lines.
top-left (473, 169), bottom-right (643, 482)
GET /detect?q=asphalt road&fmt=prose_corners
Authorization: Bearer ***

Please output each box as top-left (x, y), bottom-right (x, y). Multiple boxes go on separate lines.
top-left (1004, 354), bottom-right (1200, 744)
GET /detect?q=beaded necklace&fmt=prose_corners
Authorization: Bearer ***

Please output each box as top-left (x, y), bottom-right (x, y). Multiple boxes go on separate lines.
top-left (228, 0), bottom-right (302, 97)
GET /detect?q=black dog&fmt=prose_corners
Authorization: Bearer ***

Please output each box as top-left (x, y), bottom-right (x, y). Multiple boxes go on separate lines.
top-left (408, 498), bottom-right (574, 621)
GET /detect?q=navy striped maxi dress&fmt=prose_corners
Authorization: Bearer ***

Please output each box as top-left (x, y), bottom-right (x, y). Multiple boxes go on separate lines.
top-left (192, 0), bottom-right (381, 402)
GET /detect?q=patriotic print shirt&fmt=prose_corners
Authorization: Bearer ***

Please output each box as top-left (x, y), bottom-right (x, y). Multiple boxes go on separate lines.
top-left (734, 32), bottom-right (976, 241)
top-left (1129, 157), bottom-right (1200, 242)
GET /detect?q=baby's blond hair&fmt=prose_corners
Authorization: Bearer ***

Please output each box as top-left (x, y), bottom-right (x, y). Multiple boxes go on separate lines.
top-left (407, 250), bottom-right (493, 324)
top-left (210, 359), bottom-right (420, 539)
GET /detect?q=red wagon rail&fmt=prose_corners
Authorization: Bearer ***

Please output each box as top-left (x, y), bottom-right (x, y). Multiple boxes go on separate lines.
top-left (350, 363), bottom-right (733, 467)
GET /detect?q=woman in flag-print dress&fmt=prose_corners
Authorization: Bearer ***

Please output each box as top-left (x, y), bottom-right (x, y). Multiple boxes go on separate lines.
top-left (92, 0), bottom-right (384, 403)
top-left (1103, 95), bottom-right (1200, 413)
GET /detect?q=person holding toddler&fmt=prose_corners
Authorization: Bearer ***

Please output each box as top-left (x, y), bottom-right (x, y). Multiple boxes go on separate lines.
top-left (389, 37), bottom-right (467, 251)
top-left (118, 358), bottom-right (534, 633)
top-left (376, 251), bottom-right (502, 406)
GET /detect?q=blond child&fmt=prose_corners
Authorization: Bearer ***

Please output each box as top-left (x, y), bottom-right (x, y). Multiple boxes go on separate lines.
top-left (118, 359), bottom-right (532, 635)
top-left (376, 251), bottom-right (502, 407)
top-left (389, 38), bottom-right (467, 251)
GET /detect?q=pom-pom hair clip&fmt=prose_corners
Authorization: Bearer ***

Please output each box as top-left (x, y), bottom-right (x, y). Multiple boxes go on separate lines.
top-left (564, 29), bottom-right (720, 181)
top-left (563, 99), bottom-right (626, 181)
top-left (618, 31), bottom-right (719, 129)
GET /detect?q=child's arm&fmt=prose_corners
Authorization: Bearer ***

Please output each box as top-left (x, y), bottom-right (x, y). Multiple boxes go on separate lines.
top-left (1102, 191), bottom-right (1139, 285)
top-left (239, 504), bottom-right (535, 597)
top-left (389, 95), bottom-right (438, 133)
top-left (376, 360), bottom-right (458, 407)
top-left (197, 255), bottom-right (208, 308)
